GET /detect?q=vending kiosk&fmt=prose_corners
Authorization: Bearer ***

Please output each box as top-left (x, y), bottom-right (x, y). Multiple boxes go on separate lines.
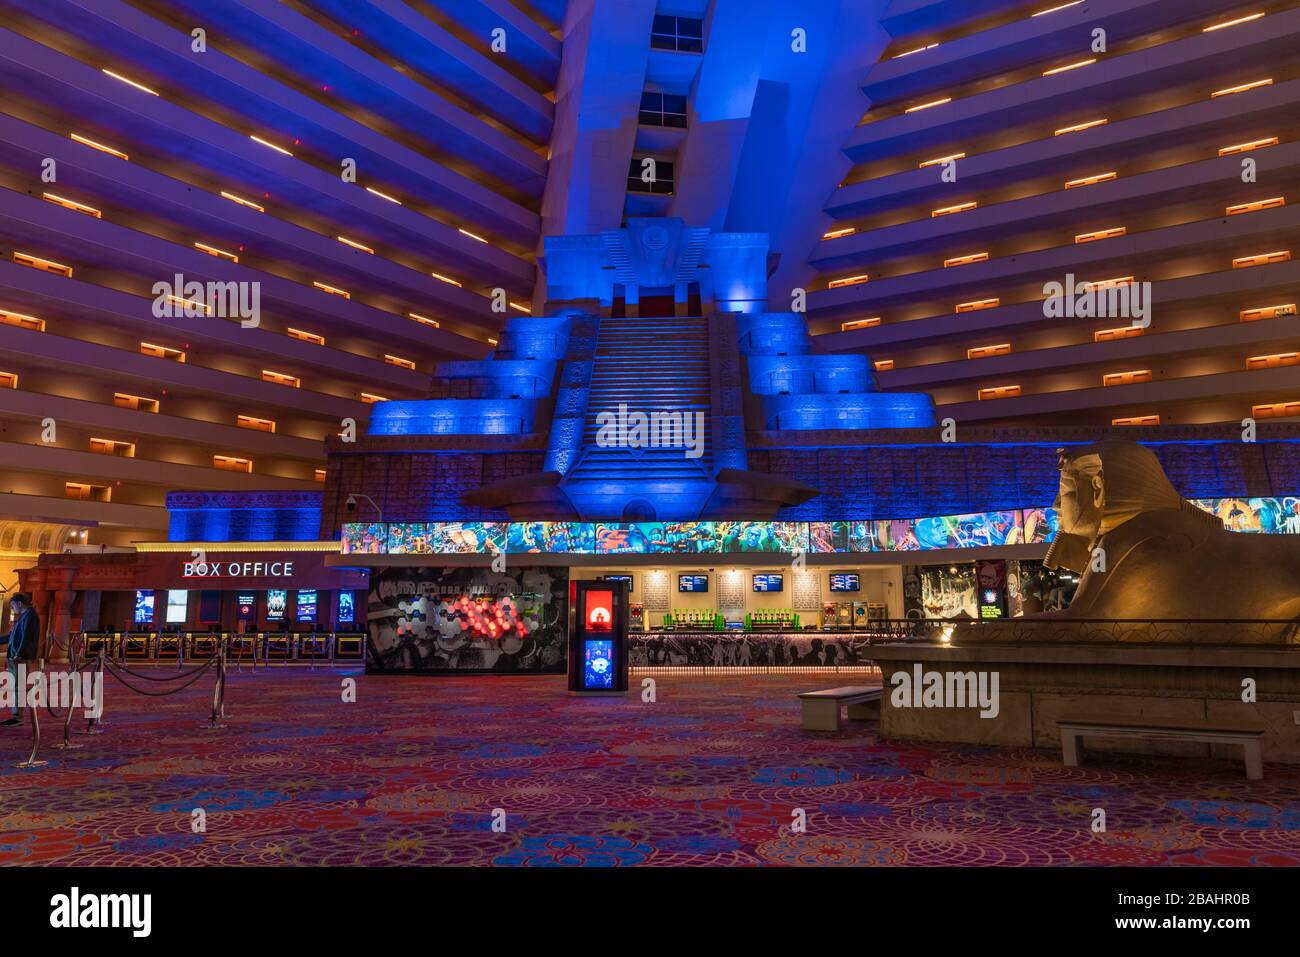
top-left (569, 579), bottom-right (630, 695)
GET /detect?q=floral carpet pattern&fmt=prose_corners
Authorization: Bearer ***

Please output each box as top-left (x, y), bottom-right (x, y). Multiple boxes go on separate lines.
top-left (1, 669), bottom-right (1298, 866)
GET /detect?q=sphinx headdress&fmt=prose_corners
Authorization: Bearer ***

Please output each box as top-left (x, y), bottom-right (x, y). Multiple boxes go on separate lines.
top-left (1044, 441), bottom-right (1220, 571)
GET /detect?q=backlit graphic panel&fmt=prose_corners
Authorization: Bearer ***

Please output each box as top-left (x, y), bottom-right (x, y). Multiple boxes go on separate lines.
top-left (593, 523), bottom-right (653, 554)
top-left (366, 566), bottom-right (567, 674)
top-left (716, 521), bottom-right (805, 552)
top-left (1190, 497), bottom-right (1300, 534)
top-left (348, 498), bottom-right (1293, 557)
top-left (388, 522), bottom-right (508, 554)
top-left (1019, 508), bottom-right (1059, 544)
top-left (337, 591), bottom-right (355, 625)
top-left (583, 639), bottom-right (615, 690)
top-left (267, 589), bottom-right (287, 621)
top-left (507, 522), bottom-right (595, 553)
top-left (874, 511), bottom-right (1020, 551)
top-left (133, 590), bottom-right (155, 626)
top-left (296, 589), bottom-right (318, 622)
top-left (341, 522), bottom-right (388, 554)
top-left (808, 521), bottom-right (876, 553)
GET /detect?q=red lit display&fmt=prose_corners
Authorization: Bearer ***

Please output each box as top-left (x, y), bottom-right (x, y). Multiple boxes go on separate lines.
top-left (585, 589), bottom-right (614, 631)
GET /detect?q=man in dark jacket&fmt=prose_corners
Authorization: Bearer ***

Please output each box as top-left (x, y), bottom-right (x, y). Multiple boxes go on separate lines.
top-left (1, 593), bottom-right (39, 725)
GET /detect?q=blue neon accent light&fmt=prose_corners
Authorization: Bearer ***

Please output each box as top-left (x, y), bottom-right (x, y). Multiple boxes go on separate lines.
top-left (368, 399), bottom-right (535, 436)
top-left (166, 492), bottom-right (322, 542)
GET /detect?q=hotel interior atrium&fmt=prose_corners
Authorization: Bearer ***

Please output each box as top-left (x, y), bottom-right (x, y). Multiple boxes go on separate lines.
top-left (0, 0), bottom-right (1297, 914)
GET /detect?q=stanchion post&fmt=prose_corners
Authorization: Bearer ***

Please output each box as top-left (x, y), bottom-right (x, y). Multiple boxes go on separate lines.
top-left (57, 663), bottom-right (83, 751)
top-left (16, 658), bottom-right (47, 768)
top-left (219, 636), bottom-right (229, 718)
top-left (201, 638), bottom-right (227, 730)
top-left (80, 648), bottom-right (107, 734)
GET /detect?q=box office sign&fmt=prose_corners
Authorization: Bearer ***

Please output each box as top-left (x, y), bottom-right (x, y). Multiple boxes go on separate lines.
top-left (183, 560), bottom-right (296, 579)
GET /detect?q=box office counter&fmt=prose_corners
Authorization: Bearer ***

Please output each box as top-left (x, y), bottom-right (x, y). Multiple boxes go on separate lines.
top-left (17, 542), bottom-right (370, 653)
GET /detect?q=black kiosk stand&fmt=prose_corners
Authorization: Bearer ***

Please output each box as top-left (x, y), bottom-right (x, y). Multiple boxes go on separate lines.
top-left (568, 579), bottom-right (630, 695)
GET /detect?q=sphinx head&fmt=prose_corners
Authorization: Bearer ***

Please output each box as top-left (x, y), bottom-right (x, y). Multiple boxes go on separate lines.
top-left (1053, 441), bottom-right (1185, 541)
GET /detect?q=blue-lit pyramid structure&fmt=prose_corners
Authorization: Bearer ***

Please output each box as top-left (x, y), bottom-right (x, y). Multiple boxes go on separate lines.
top-left (365, 218), bottom-right (935, 521)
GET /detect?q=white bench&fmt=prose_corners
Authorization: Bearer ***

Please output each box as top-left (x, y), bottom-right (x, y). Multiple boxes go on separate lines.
top-left (798, 686), bottom-right (882, 732)
top-left (1059, 718), bottom-right (1264, 780)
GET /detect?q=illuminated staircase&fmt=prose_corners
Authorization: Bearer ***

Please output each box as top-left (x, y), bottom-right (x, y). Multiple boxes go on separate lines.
top-left (560, 313), bottom-right (715, 519)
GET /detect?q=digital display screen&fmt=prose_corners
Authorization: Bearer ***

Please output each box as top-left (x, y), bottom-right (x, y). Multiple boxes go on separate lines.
top-left (583, 639), bottom-right (614, 690)
top-left (296, 589), bottom-right (318, 622)
top-left (387, 521), bottom-right (508, 555)
top-left (508, 522), bottom-right (596, 553)
top-left (829, 573), bottom-right (861, 593)
top-left (133, 590), bottom-right (155, 625)
top-left (165, 590), bottom-right (188, 625)
top-left (266, 589), bottom-right (287, 621)
top-left (752, 573), bottom-right (784, 592)
top-left (585, 589), bottom-right (614, 631)
top-left (236, 592), bottom-right (256, 622)
top-left (337, 591), bottom-right (355, 625)
top-left (677, 574), bottom-right (709, 593)
top-left (600, 574), bottom-right (633, 592)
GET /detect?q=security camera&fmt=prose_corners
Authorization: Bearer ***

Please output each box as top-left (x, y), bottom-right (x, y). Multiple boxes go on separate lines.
top-left (345, 494), bottom-right (358, 512)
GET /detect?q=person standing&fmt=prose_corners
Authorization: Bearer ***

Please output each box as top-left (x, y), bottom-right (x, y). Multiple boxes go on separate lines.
top-left (1, 593), bottom-right (40, 725)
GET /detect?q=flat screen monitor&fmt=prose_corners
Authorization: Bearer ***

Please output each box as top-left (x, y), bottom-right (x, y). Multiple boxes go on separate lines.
top-left (600, 574), bottom-right (633, 593)
top-left (752, 573), bottom-right (784, 592)
top-left (829, 573), bottom-right (861, 593)
top-left (266, 589), bottom-right (287, 621)
top-left (133, 590), bottom-right (155, 626)
top-left (165, 590), bottom-right (188, 625)
top-left (337, 591), bottom-right (355, 626)
top-left (677, 574), bottom-right (709, 593)
top-left (296, 589), bottom-right (318, 623)
top-left (236, 592), bottom-right (257, 622)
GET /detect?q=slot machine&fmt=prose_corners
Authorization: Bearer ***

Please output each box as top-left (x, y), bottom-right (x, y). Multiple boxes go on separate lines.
top-left (569, 580), bottom-right (630, 695)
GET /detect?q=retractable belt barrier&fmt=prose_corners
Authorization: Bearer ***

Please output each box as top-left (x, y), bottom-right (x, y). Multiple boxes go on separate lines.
top-left (12, 633), bottom-right (230, 769)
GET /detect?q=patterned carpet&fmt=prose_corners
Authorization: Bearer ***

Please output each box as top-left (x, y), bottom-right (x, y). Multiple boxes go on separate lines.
top-left (1, 668), bottom-right (1298, 866)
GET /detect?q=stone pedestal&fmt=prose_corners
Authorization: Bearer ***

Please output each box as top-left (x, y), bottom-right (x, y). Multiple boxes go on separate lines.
top-left (869, 641), bottom-right (1300, 764)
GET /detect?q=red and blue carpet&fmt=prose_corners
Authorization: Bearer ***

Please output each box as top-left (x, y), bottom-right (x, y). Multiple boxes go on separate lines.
top-left (1, 670), bottom-right (1297, 866)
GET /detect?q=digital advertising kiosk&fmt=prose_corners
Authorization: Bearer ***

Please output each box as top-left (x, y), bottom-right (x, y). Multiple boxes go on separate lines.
top-left (568, 579), bottom-right (630, 695)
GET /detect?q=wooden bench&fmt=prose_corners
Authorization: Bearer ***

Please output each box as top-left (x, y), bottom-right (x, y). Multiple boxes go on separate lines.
top-left (798, 686), bottom-right (883, 732)
top-left (1058, 717), bottom-right (1265, 780)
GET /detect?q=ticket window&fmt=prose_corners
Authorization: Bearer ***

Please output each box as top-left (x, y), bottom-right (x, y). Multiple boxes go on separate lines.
top-left (569, 580), bottom-right (629, 695)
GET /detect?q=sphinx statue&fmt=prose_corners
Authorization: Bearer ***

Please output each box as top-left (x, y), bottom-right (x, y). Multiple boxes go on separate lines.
top-left (968, 440), bottom-right (1300, 642)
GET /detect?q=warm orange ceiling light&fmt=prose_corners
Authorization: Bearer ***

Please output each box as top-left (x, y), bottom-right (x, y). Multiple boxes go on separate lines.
top-left (1055, 118), bottom-right (1107, 135)
top-left (1043, 58), bottom-right (1095, 76)
top-left (221, 191), bottom-right (264, 212)
top-left (905, 97), bottom-right (951, 113)
top-left (1204, 13), bottom-right (1265, 32)
top-left (70, 132), bottom-right (128, 160)
top-left (1211, 79), bottom-right (1272, 98)
top-left (102, 68), bottom-right (159, 96)
top-left (919, 152), bottom-right (965, 168)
